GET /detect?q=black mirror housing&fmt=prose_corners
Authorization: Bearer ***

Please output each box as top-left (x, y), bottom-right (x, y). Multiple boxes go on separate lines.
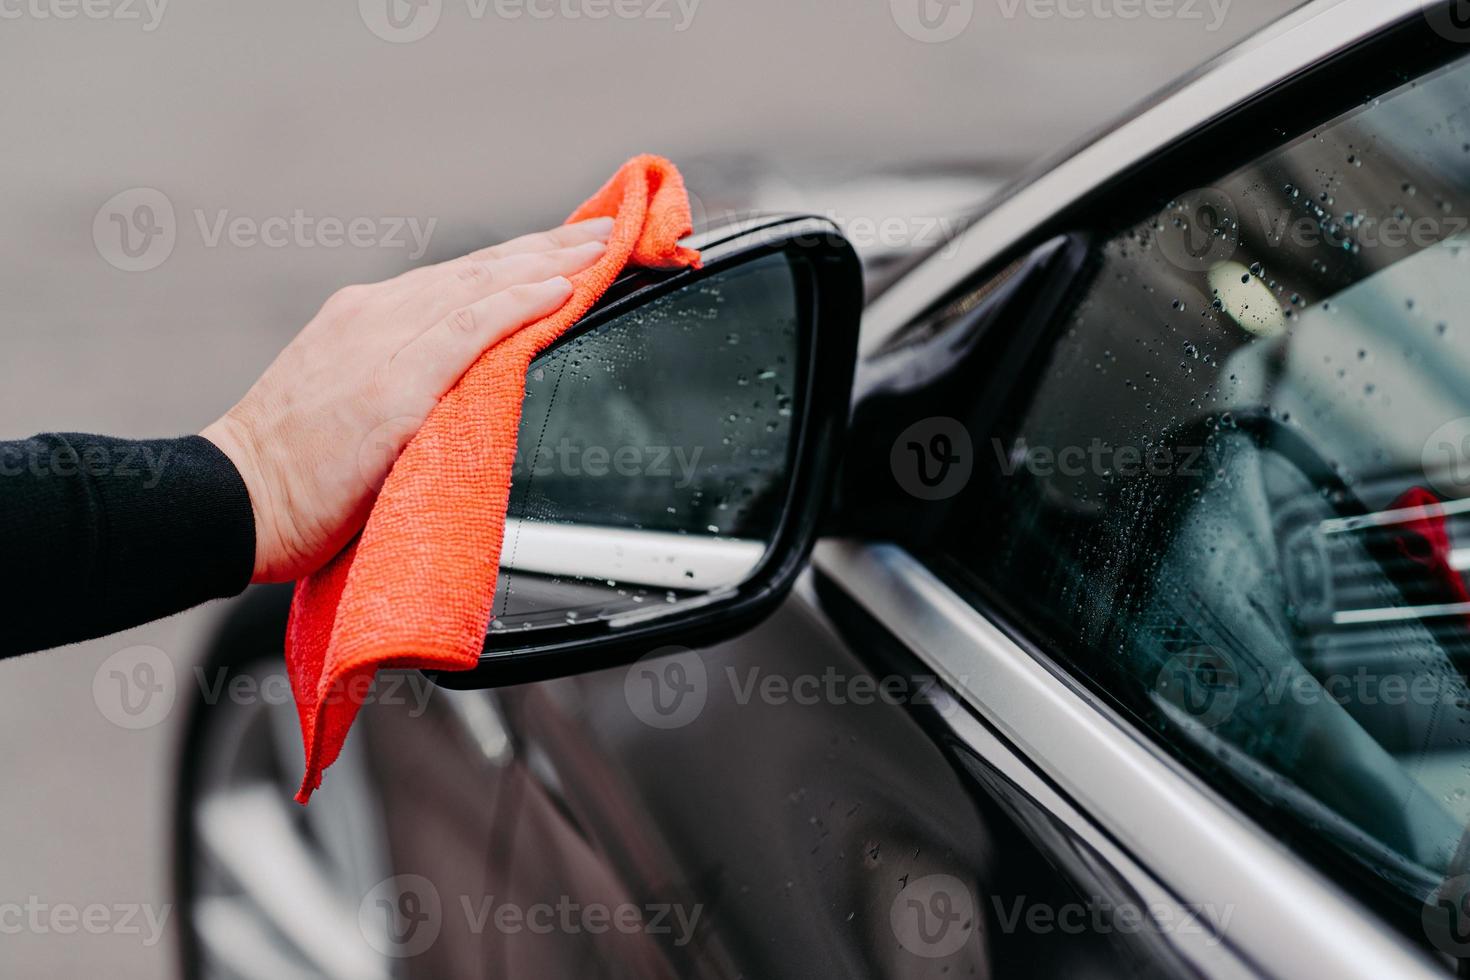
top-left (430, 215), bottom-right (862, 689)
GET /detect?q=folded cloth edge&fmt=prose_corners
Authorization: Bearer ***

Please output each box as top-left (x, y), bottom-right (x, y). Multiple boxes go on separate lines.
top-left (286, 155), bottom-right (701, 803)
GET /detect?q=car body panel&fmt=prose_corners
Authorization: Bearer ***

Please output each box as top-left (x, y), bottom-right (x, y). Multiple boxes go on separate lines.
top-left (360, 581), bottom-right (1200, 978)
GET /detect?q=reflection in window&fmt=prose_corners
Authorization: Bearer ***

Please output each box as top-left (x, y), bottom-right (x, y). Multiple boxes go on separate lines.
top-left (949, 55), bottom-right (1470, 911)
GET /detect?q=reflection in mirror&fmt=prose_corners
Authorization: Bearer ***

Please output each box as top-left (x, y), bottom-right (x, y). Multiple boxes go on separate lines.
top-left (488, 252), bottom-right (803, 639)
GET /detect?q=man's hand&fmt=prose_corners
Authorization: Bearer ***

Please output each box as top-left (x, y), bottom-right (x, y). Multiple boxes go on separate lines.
top-left (202, 217), bottom-right (611, 583)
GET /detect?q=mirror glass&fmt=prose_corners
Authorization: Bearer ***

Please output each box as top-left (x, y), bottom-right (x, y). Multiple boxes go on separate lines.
top-left (487, 251), bottom-right (804, 641)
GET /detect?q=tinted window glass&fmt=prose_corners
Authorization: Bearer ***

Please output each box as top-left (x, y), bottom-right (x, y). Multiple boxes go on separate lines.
top-left (948, 55), bottom-right (1470, 912)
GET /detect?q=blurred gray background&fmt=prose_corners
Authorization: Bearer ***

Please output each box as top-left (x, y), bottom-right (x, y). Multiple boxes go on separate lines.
top-left (1, 0), bottom-right (1299, 974)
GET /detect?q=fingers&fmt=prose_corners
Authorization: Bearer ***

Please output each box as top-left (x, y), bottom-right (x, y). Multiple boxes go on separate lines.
top-left (377, 217), bottom-right (613, 298)
top-left (464, 216), bottom-right (614, 263)
top-left (401, 239), bottom-right (604, 328)
top-left (390, 276), bottom-right (575, 399)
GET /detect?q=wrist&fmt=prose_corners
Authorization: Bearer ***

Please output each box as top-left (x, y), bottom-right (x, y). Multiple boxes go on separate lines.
top-left (201, 414), bottom-right (275, 582)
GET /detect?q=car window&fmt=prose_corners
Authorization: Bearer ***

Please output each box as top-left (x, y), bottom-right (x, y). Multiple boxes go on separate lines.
top-left (943, 53), bottom-right (1470, 912)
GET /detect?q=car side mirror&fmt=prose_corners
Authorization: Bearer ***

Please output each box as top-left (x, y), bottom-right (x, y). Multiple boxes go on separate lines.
top-left (431, 215), bottom-right (862, 688)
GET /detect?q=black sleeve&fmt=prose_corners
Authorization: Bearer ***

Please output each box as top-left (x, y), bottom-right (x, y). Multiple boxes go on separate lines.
top-left (0, 433), bottom-right (256, 655)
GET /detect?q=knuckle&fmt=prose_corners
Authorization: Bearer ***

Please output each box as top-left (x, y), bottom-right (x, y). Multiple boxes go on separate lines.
top-left (326, 283), bottom-right (370, 313)
top-left (447, 306), bottom-right (479, 336)
top-left (455, 260), bottom-right (491, 286)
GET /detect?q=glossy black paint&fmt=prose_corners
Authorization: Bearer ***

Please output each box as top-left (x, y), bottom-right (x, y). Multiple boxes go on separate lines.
top-left (372, 590), bottom-right (1180, 978)
top-left (177, 582), bottom-right (1186, 979)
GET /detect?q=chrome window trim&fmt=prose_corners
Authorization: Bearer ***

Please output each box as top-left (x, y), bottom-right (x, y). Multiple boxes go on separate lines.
top-left (859, 0), bottom-right (1432, 359)
top-left (914, 675), bottom-right (1258, 978)
top-left (812, 540), bottom-right (1445, 978)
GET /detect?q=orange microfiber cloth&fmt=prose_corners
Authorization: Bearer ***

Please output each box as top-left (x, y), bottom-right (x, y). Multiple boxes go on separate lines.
top-left (285, 155), bottom-right (701, 803)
